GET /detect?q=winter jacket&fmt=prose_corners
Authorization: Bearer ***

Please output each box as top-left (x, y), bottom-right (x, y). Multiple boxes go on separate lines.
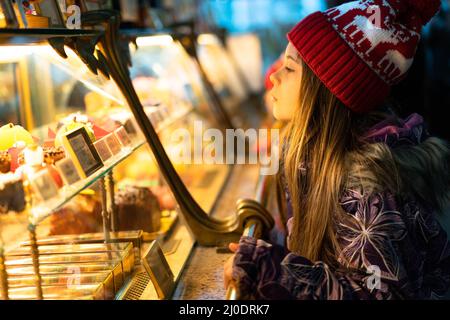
top-left (231, 113), bottom-right (450, 300)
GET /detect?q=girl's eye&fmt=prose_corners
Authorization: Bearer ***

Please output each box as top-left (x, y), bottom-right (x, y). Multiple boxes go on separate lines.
top-left (285, 67), bottom-right (294, 73)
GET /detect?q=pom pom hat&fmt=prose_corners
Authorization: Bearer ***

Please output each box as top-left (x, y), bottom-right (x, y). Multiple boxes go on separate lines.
top-left (287, 0), bottom-right (441, 113)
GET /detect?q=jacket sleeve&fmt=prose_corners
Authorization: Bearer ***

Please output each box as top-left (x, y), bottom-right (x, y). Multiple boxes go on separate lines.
top-left (231, 189), bottom-right (450, 300)
top-left (232, 236), bottom-right (374, 300)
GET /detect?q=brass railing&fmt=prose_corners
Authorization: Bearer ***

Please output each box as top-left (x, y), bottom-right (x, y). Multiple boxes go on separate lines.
top-left (226, 174), bottom-right (275, 300)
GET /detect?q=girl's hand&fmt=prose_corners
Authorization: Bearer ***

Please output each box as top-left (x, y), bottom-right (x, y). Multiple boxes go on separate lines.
top-left (223, 242), bottom-right (239, 289)
top-left (228, 242), bottom-right (239, 253)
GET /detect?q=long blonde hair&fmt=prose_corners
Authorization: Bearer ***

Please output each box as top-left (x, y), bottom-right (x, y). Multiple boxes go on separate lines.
top-left (281, 59), bottom-right (450, 266)
top-left (280, 60), bottom-right (382, 265)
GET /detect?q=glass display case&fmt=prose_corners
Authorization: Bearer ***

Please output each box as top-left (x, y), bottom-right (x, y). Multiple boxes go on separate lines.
top-left (119, 30), bottom-right (276, 300)
top-left (195, 32), bottom-right (266, 129)
top-left (196, 33), bottom-right (248, 121)
top-left (127, 34), bottom-right (234, 216)
top-left (0, 10), bottom-right (274, 300)
top-left (0, 28), bottom-right (196, 300)
top-left (225, 33), bottom-right (263, 95)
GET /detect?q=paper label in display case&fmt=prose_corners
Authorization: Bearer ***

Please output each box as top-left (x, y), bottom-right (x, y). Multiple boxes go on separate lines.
top-left (104, 132), bottom-right (122, 156)
top-left (93, 137), bottom-right (113, 162)
top-left (114, 127), bottom-right (132, 147)
top-left (30, 169), bottom-right (60, 202)
top-left (55, 157), bottom-right (81, 185)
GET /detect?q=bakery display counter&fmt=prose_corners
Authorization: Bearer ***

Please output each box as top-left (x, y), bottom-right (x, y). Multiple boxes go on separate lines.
top-left (127, 34), bottom-right (233, 216)
top-left (117, 163), bottom-right (263, 300)
top-left (0, 10), bottom-right (274, 300)
top-left (172, 163), bottom-right (261, 300)
top-left (117, 218), bottom-right (195, 300)
top-left (28, 140), bottom-right (145, 226)
top-left (0, 26), bottom-right (193, 300)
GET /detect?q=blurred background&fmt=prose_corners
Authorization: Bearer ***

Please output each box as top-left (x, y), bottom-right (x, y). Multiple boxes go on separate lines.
top-left (142, 0), bottom-right (450, 140)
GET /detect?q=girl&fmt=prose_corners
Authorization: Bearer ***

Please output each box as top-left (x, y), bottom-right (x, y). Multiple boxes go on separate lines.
top-left (224, 0), bottom-right (450, 299)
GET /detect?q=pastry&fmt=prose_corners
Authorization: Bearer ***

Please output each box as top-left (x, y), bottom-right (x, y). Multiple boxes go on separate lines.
top-left (0, 151), bottom-right (11, 173)
top-left (0, 123), bottom-right (34, 151)
top-left (49, 193), bottom-right (103, 235)
top-left (55, 115), bottom-right (96, 148)
top-left (16, 145), bottom-right (64, 189)
top-left (0, 173), bottom-right (25, 214)
top-left (43, 146), bottom-right (65, 165)
top-left (115, 186), bottom-right (161, 233)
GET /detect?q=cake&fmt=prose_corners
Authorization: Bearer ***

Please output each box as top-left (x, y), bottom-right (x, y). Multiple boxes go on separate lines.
top-left (43, 146), bottom-right (65, 165)
top-left (115, 186), bottom-right (161, 233)
top-left (0, 173), bottom-right (25, 214)
top-left (49, 193), bottom-right (103, 235)
top-left (0, 151), bottom-right (11, 173)
top-left (0, 123), bottom-right (34, 151)
top-left (149, 185), bottom-right (177, 211)
top-left (18, 146), bottom-right (65, 166)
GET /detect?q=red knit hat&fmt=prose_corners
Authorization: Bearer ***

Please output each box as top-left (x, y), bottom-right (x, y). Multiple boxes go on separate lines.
top-left (287, 0), bottom-right (441, 113)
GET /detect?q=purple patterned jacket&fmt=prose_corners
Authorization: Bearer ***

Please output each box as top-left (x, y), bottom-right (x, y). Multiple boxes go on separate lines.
top-left (232, 114), bottom-right (450, 300)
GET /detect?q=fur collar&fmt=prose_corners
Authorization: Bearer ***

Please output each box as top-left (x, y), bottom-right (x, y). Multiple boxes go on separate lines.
top-left (348, 113), bottom-right (450, 211)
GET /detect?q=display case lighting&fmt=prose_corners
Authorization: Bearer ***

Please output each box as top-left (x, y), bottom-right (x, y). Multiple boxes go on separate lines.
top-left (0, 45), bottom-right (49, 62)
top-left (197, 34), bottom-right (220, 46)
top-left (135, 35), bottom-right (174, 47)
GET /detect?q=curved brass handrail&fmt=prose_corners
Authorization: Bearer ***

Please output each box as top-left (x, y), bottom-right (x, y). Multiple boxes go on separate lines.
top-left (226, 174), bottom-right (275, 300)
top-left (78, 10), bottom-right (273, 247)
top-left (225, 217), bottom-right (260, 300)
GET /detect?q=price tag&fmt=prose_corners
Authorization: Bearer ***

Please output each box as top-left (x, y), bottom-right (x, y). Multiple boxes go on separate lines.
top-left (141, 240), bottom-right (174, 300)
top-left (30, 169), bottom-right (59, 202)
top-left (61, 127), bottom-right (103, 179)
top-left (104, 133), bottom-right (122, 156)
top-left (94, 137), bottom-right (113, 162)
top-left (114, 127), bottom-right (132, 147)
top-left (55, 158), bottom-right (81, 185)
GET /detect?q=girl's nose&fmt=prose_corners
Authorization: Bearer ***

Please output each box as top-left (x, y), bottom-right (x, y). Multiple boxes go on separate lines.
top-left (269, 71), bottom-right (280, 87)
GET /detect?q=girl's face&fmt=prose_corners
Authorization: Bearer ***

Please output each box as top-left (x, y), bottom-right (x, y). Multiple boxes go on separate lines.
top-left (269, 43), bottom-right (302, 121)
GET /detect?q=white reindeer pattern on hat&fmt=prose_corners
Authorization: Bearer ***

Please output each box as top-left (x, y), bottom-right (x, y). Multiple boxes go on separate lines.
top-left (343, 15), bottom-right (413, 55)
top-left (379, 50), bottom-right (414, 80)
top-left (325, 0), bottom-right (420, 84)
top-left (326, 0), bottom-right (395, 20)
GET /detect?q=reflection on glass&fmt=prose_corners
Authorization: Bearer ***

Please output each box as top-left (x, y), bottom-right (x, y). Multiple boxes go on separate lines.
top-left (0, 43), bottom-right (175, 254)
top-left (0, 63), bottom-right (20, 126)
top-left (226, 34), bottom-right (263, 93)
top-left (197, 33), bottom-right (248, 115)
top-left (0, 39), bottom-right (197, 300)
top-left (129, 35), bottom-right (233, 215)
